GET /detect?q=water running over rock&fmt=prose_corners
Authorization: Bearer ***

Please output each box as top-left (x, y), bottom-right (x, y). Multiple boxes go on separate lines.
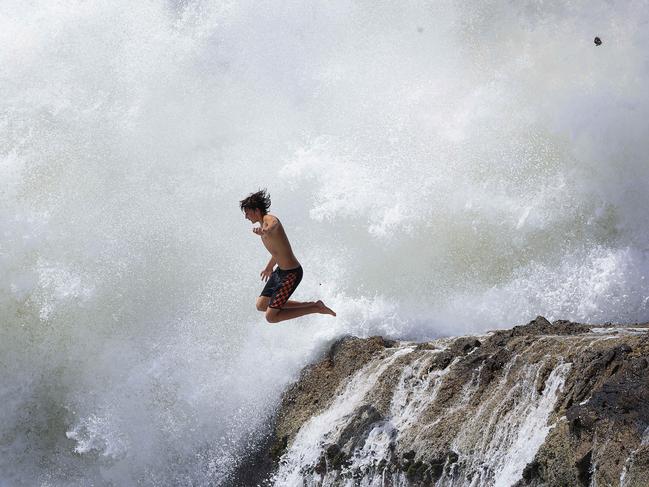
top-left (241, 317), bottom-right (649, 486)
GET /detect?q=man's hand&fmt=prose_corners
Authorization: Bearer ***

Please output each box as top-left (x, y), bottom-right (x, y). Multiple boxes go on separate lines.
top-left (260, 267), bottom-right (273, 281)
top-left (253, 217), bottom-right (278, 237)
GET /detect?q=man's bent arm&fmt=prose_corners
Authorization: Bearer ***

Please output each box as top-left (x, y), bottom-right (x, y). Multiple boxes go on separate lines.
top-left (262, 216), bottom-right (279, 234)
top-left (265, 256), bottom-right (277, 270)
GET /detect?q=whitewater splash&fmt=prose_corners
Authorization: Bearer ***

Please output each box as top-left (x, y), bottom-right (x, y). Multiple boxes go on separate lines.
top-left (2, 0), bottom-right (649, 485)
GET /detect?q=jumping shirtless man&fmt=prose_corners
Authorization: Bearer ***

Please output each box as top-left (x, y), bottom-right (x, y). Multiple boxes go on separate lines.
top-left (240, 190), bottom-right (336, 323)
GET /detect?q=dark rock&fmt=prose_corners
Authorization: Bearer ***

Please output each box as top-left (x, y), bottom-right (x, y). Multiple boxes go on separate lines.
top-left (337, 405), bottom-right (384, 454)
top-left (521, 459), bottom-right (541, 482)
top-left (403, 450), bottom-right (416, 460)
top-left (325, 443), bottom-right (348, 470)
top-left (448, 337), bottom-right (482, 356)
top-left (269, 435), bottom-right (288, 461)
top-left (535, 362), bottom-right (554, 395)
top-left (427, 350), bottom-right (454, 370)
top-left (476, 347), bottom-right (513, 391)
top-left (428, 451), bottom-right (460, 482)
top-left (575, 450), bottom-right (592, 486)
top-left (504, 316), bottom-right (591, 337)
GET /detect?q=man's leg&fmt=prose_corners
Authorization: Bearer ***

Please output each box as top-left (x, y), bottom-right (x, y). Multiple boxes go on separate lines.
top-left (256, 296), bottom-right (270, 311)
top-left (265, 301), bottom-right (335, 323)
top-left (257, 296), bottom-right (314, 311)
top-left (284, 300), bottom-right (316, 308)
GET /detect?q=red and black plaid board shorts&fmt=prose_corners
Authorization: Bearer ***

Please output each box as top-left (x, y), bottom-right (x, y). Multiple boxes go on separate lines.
top-left (260, 266), bottom-right (303, 309)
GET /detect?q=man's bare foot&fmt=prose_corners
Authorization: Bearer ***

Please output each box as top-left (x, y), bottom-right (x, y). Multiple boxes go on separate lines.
top-left (316, 300), bottom-right (336, 317)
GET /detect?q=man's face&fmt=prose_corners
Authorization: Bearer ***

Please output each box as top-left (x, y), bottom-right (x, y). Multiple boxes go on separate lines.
top-left (244, 208), bottom-right (259, 223)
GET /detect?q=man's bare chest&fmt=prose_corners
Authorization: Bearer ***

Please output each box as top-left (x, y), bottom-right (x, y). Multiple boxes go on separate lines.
top-left (261, 232), bottom-right (278, 251)
top-left (261, 226), bottom-right (288, 253)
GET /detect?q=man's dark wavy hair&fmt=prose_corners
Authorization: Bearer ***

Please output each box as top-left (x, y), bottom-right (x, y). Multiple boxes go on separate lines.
top-left (239, 189), bottom-right (271, 215)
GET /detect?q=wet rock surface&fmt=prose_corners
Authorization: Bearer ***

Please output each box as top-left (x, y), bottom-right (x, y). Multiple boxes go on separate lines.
top-left (239, 318), bottom-right (649, 486)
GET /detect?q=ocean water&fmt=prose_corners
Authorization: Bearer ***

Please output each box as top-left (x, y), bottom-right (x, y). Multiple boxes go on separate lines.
top-left (2, 0), bottom-right (649, 484)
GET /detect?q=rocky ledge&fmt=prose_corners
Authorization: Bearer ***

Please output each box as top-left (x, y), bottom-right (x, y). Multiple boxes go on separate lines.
top-left (237, 317), bottom-right (649, 486)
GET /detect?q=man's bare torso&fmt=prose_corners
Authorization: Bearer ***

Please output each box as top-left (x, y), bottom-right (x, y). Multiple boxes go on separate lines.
top-left (261, 214), bottom-right (300, 270)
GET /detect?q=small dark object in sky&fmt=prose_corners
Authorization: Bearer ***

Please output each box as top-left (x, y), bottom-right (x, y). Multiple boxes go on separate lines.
top-left (594, 37), bottom-right (602, 46)
top-left (417, 26), bottom-right (424, 33)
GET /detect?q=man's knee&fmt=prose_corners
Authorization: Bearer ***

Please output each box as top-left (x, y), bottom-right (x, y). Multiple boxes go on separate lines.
top-left (256, 297), bottom-right (269, 312)
top-left (265, 308), bottom-right (280, 323)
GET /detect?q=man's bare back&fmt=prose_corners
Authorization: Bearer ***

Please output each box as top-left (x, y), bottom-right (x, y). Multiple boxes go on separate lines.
top-left (240, 190), bottom-right (336, 324)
